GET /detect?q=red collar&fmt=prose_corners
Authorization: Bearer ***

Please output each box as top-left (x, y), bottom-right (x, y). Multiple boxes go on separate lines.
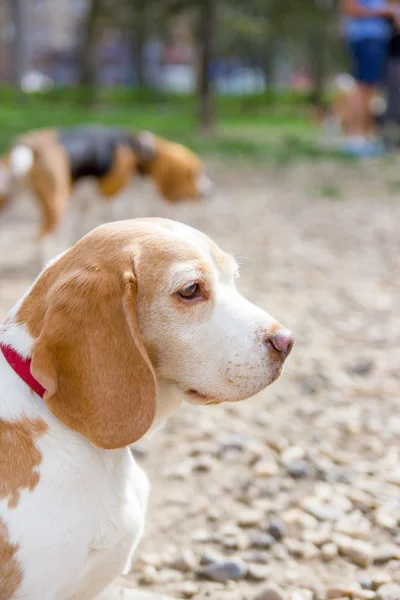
top-left (0, 343), bottom-right (46, 398)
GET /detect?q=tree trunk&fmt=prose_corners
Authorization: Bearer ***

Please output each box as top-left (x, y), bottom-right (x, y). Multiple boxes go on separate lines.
top-left (307, 24), bottom-right (326, 107)
top-left (79, 0), bottom-right (102, 105)
top-left (198, 0), bottom-right (216, 134)
top-left (10, 0), bottom-right (27, 95)
top-left (133, 4), bottom-right (147, 88)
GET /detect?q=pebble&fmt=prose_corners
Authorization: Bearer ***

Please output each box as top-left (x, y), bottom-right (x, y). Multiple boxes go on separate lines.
top-left (321, 543), bottom-right (338, 562)
top-left (246, 563), bottom-right (271, 580)
top-left (348, 360), bottom-right (374, 375)
top-left (199, 549), bottom-right (223, 566)
top-left (192, 455), bottom-right (216, 472)
top-left (139, 564), bottom-right (159, 585)
top-left (267, 519), bottom-right (287, 540)
top-left (242, 550), bottom-right (270, 564)
top-left (303, 498), bottom-right (338, 522)
top-left (197, 559), bottom-right (247, 582)
top-left (375, 584), bottom-right (400, 600)
top-left (291, 591), bottom-right (313, 600)
top-left (327, 586), bottom-right (360, 599)
top-left (174, 581), bottom-right (200, 598)
top-left (254, 583), bottom-right (287, 600)
top-left (254, 459), bottom-right (280, 478)
top-left (371, 573), bottom-right (393, 590)
top-left (281, 445), bottom-right (306, 465)
top-left (250, 533), bottom-right (275, 549)
top-left (283, 508), bottom-right (319, 530)
top-left (353, 592), bottom-right (376, 600)
top-left (168, 549), bottom-right (197, 572)
top-left (332, 533), bottom-right (372, 567)
top-left (373, 543), bottom-right (400, 564)
top-left (286, 460), bottom-right (310, 479)
top-left (157, 569), bottom-right (183, 583)
top-left (238, 509), bottom-right (264, 527)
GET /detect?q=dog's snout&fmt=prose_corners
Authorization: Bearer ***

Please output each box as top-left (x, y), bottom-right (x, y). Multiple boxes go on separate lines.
top-left (266, 328), bottom-right (294, 358)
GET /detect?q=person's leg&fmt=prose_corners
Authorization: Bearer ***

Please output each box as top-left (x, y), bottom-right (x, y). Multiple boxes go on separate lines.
top-left (343, 38), bottom-right (389, 154)
top-left (344, 83), bottom-right (372, 137)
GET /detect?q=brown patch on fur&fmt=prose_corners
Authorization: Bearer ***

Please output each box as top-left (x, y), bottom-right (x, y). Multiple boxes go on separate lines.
top-left (0, 518), bottom-right (23, 599)
top-left (0, 418), bottom-right (47, 509)
top-left (97, 144), bottom-right (136, 198)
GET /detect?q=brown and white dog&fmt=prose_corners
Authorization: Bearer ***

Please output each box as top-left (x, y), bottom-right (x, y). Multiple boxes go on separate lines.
top-left (0, 126), bottom-right (213, 265)
top-left (0, 218), bottom-right (293, 599)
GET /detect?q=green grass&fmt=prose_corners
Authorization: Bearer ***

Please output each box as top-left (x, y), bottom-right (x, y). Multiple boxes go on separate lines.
top-left (0, 88), bottom-right (348, 164)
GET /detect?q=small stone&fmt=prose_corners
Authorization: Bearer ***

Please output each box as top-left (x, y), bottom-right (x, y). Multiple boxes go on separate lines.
top-left (250, 533), bottom-right (275, 549)
top-left (375, 507), bottom-right (398, 531)
top-left (139, 564), bottom-right (159, 585)
top-left (221, 532), bottom-right (249, 550)
top-left (353, 592), bottom-right (376, 600)
top-left (254, 459), bottom-right (279, 478)
top-left (283, 509), bottom-right (319, 530)
top-left (302, 524), bottom-right (332, 547)
top-left (376, 584), bottom-right (400, 600)
top-left (169, 549), bottom-right (197, 572)
top-left (197, 559), bottom-right (247, 582)
top-left (332, 533), bottom-right (372, 567)
top-left (267, 518), bottom-right (287, 540)
top-left (285, 538), bottom-right (306, 558)
top-left (254, 583), bottom-right (287, 600)
top-left (373, 544), bottom-right (400, 564)
top-left (321, 543), bottom-right (338, 562)
top-left (281, 446), bottom-right (306, 465)
top-left (193, 455), bottom-right (215, 472)
top-left (327, 586), bottom-right (360, 599)
top-left (303, 498), bottom-right (338, 522)
top-left (371, 573), bottom-right (393, 590)
top-left (175, 581), bottom-right (200, 598)
top-left (242, 550), bottom-right (270, 564)
top-left (359, 580), bottom-right (374, 591)
top-left (265, 433), bottom-right (288, 453)
top-left (272, 543), bottom-right (289, 561)
top-left (348, 360), bottom-right (374, 375)
top-left (199, 549), bottom-right (223, 565)
top-left (246, 563), bottom-right (270, 580)
top-left (238, 509), bottom-right (264, 527)
top-left (157, 569), bottom-right (183, 583)
top-left (192, 529), bottom-right (218, 543)
top-left (291, 591), bottom-right (313, 600)
top-left (286, 460), bottom-right (310, 479)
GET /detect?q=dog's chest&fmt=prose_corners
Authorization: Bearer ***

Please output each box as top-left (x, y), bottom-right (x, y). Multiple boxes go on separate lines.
top-left (4, 419), bottom-right (150, 599)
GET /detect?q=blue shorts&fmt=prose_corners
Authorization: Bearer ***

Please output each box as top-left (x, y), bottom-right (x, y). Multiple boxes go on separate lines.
top-left (349, 38), bottom-right (389, 85)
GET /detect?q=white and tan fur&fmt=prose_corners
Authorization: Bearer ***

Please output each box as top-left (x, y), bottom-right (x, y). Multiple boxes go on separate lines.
top-left (0, 218), bottom-right (293, 599)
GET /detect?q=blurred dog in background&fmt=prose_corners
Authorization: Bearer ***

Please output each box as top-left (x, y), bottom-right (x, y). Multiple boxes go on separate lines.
top-left (0, 126), bottom-right (213, 266)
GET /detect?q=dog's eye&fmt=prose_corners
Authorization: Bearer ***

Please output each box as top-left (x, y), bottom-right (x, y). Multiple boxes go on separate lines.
top-left (178, 282), bottom-right (201, 300)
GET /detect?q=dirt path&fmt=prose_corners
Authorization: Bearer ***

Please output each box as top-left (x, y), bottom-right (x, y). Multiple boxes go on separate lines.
top-left (1, 160), bottom-right (400, 600)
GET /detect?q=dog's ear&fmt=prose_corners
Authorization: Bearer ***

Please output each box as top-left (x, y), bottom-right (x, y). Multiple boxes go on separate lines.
top-left (29, 262), bottom-right (156, 449)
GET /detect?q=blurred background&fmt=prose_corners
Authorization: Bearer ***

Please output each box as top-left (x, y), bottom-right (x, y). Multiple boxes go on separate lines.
top-left (1, 2), bottom-right (400, 600)
top-left (0, 0), bottom-right (345, 156)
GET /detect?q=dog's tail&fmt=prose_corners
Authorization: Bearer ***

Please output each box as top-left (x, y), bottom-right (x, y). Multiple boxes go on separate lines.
top-left (9, 145), bottom-right (34, 178)
top-left (0, 145), bottom-right (35, 211)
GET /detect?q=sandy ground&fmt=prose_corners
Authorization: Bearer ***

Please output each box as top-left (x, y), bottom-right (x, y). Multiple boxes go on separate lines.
top-left (1, 160), bottom-right (400, 600)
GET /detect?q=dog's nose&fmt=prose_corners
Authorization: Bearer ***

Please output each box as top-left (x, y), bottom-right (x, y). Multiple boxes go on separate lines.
top-left (266, 328), bottom-right (294, 358)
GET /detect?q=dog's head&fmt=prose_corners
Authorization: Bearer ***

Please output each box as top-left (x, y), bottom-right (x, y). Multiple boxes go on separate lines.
top-left (138, 133), bottom-right (213, 203)
top-left (15, 219), bottom-right (293, 449)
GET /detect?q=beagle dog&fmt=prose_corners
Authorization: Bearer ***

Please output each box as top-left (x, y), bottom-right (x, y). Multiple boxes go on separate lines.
top-left (0, 126), bottom-right (213, 265)
top-left (0, 218), bottom-right (293, 599)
